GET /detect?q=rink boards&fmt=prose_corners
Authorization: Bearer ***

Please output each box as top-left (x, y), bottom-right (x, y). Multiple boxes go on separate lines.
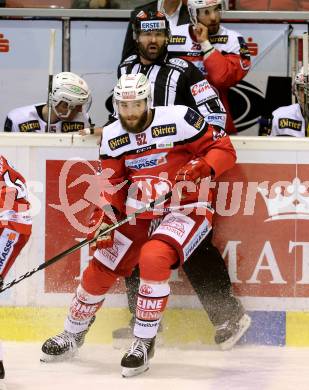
top-left (0, 307), bottom-right (309, 347)
top-left (2, 134), bottom-right (309, 347)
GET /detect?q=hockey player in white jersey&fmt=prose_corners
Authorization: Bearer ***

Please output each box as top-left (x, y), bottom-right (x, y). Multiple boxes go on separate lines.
top-left (3, 72), bottom-right (92, 133)
top-left (270, 66), bottom-right (308, 137)
top-left (171, 0), bottom-right (251, 134)
top-left (40, 73), bottom-right (239, 377)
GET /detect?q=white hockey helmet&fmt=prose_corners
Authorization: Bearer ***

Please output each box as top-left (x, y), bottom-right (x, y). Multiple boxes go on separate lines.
top-left (187, 0), bottom-right (223, 25)
top-left (113, 73), bottom-right (151, 104)
top-left (294, 65), bottom-right (309, 107)
top-left (52, 72), bottom-right (91, 118)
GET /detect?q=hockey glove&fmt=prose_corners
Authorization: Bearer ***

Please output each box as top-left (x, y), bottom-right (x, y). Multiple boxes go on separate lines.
top-left (175, 158), bottom-right (212, 184)
top-left (87, 208), bottom-right (114, 251)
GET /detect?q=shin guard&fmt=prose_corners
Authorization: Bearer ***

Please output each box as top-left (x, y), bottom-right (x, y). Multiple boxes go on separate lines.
top-left (134, 280), bottom-right (170, 339)
top-left (65, 285), bottom-right (105, 333)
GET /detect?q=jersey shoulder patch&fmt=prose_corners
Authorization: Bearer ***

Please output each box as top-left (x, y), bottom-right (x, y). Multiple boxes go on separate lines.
top-left (122, 54), bottom-right (138, 64)
top-left (278, 117), bottom-right (302, 131)
top-left (209, 35), bottom-right (229, 45)
top-left (18, 120), bottom-right (41, 132)
top-left (184, 107), bottom-right (205, 131)
top-left (237, 36), bottom-right (250, 60)
top-left (168, 57), bottom-right (189, 69)
top-left (61, 121), bottom-right (85, 133)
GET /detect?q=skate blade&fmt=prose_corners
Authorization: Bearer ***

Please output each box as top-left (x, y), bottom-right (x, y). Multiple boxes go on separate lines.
top-left (219, 313), bottom-right (252, 351)
top-left (121, 363), bottom-right (149, 378)
top-left (40, 349), bottom-right (78, 363)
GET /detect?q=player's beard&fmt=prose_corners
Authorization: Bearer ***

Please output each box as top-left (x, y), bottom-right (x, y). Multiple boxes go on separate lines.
top-left (137, 41), bottom-right (167, 62)
top-left (207, 23), bottom-right (220, 35)
top-left (119, 110), bottom-right (149, 134)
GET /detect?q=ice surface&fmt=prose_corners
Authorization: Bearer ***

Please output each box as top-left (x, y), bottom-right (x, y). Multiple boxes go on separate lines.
top-left (2, 342), bottom-right (309, 390)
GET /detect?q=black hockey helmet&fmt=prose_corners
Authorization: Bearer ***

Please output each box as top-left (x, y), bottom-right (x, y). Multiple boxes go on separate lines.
top-left (132, 10), bottom-right (171, 41)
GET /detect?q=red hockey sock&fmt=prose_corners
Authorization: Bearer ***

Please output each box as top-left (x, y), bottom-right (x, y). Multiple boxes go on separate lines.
top-left (65, 284), bottom-right (105, 333)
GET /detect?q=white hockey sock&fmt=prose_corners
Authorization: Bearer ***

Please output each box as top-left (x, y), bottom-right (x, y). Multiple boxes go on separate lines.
top-left (134, 280), bottom-right (170, 339)
top-left (65, 285), bottom-right (105, 334)
top-left (0, 342), bottom-right (3, 360)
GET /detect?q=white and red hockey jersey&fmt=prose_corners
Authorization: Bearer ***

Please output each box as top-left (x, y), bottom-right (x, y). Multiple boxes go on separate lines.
top-left (0, 156), bottom-right (32, 234)
top-left (4, 103), bottom-right (90, 133)
top-left (99, 105), bottom-right (236, 218)
top-left (270, 103), bottom-right (305, 137)
top-left (168, 24), bottom-right (251, 133)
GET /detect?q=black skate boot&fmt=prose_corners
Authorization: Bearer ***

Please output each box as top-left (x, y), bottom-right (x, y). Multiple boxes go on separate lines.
top-left (40, 316), bottom-right (95, 362)
top-left (215, 313), bottom-right (251, 350)
top-left (121, 337), bottom-right (155, 378)
top-left (0, 360), bottom-right (6, 390)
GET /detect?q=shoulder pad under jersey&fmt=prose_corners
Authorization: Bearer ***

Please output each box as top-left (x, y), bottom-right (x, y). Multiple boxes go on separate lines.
top-left (123, 54), bottom-right (138, 64)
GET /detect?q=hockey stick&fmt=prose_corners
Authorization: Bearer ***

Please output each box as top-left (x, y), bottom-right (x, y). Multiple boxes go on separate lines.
top-left (46, 29), bottom-right (56, 133)
top-left (0, 191), bottom-right (172, 294)
top-left (303, 27), bottom-right (309, 136)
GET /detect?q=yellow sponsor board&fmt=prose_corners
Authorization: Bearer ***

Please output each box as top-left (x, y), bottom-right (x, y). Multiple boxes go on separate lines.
top-left (286, 312), bottom-right (309, 346)
top-left (0, 307), bottom-right (214, 345)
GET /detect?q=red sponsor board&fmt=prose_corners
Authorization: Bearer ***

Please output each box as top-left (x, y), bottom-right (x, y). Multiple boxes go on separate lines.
top-left (45, 160), bottom-right (309, 297)
top-left (213, 163), bottom-right (309, 297)
top-left (45, 160), bottom-right (96, 293)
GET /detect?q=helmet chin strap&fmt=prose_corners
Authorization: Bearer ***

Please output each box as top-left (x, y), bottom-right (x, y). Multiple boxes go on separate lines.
top-left (188, 7), bottom-right (198, 26)
top-left (53, 106), bottom-right (73, 119)
top-left (53, 100), bottom-right (85, 119)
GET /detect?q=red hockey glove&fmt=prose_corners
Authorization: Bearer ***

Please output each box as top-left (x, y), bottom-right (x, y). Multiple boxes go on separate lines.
top-left (87, 208), bottom-right (114, 251)
top-left (175, 158), bottom-right (212, 184)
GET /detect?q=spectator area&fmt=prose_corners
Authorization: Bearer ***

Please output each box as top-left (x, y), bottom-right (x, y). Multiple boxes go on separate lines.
top-left (4, 0), bottom-right (147, 9)
top-left (5, 0), bottom-right (72, 7)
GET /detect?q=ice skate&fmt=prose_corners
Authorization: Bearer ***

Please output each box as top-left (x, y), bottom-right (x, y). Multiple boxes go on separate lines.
top-left (215, 313), bottom-right (251, 350)
top-left (113, 316), bottom-right (162, 349)
top-left (40, 316), bottom-right (95, 362)
top-left (121, 337), bottom-right (155, 378)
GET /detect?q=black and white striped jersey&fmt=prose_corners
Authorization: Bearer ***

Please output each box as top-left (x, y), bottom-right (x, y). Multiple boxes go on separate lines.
top-left (117, 54), bottom-right (227, 130)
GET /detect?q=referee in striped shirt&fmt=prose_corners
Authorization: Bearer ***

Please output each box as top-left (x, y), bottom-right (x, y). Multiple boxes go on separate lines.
top-left (118, 10), bottom-right (226, 131)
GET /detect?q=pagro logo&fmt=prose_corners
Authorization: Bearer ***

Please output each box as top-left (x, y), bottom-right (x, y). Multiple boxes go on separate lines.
top-left (0, 34), bottom-right (9, 53)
